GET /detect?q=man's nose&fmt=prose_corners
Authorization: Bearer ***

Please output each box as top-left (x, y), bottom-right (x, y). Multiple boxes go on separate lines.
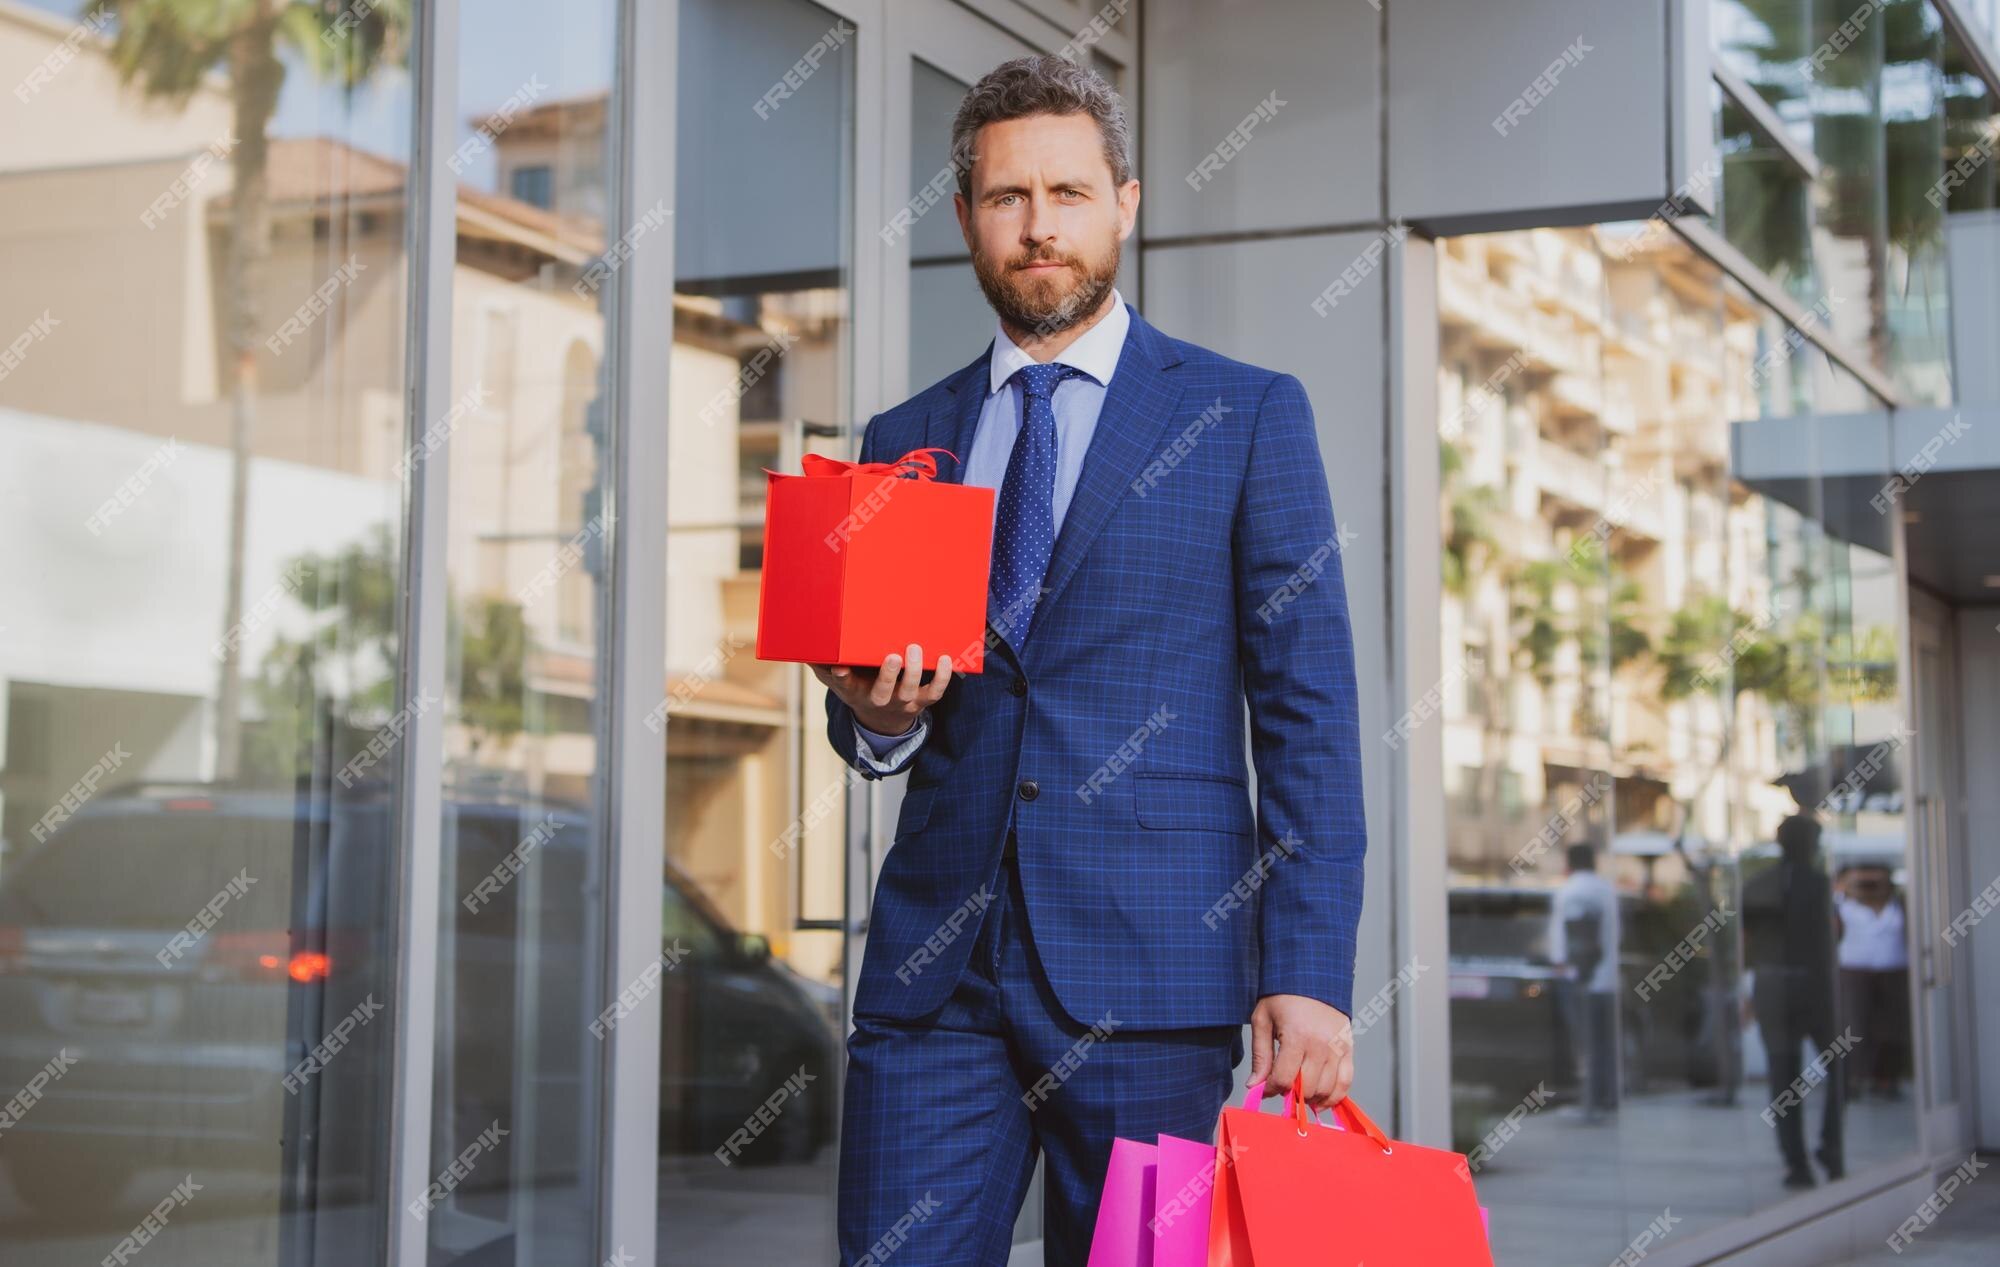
top-left (1021, 192), bottom-right (1058, 247)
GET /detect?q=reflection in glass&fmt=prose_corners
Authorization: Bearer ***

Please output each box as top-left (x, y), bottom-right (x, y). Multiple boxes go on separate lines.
top-left (1809, 0), bottom-right (1891, 363)
top-left (658, 0), bottom-right (854, 1261)
top-left (909, 59), bottom-right (992, 391)
top-left (423, 2), bottom-right (619, 1262)
top-left (1882, 0), bottom-right (1950, 403)
top-left (1941, 29), bottom-right (2000, 213)
top-left (0, 3), bottom-right (413, 1262)
top-left (1718, 88), bottom-right (1820, 305)
top-left (1437, 226), bottom-right (1921, 1266)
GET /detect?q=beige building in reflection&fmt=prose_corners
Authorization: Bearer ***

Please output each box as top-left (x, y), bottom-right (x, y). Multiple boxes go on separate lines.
top-left (0, 6), bottom-right (840, 985)
top-left (1436, 225), bottom-right (1843, 891)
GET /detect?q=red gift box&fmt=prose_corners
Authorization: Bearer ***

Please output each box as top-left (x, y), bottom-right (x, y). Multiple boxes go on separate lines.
top-left (756, 447), bottom-right (995, 673)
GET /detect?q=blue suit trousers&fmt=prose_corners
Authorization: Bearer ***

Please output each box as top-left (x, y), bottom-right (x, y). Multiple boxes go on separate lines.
top-left (837, 855), bottom-right (1241, 1266)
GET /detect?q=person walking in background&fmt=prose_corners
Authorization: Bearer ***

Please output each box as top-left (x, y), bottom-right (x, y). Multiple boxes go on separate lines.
top-left (1744, 811), bottom-right (1845, 1188)
top-left (1549, 843), bottom-right (1620, 1122)
top-left (1835, 863), bottom-right (1910, 1101)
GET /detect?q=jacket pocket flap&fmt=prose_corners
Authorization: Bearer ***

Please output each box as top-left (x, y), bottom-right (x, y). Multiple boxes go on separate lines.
top-left (1132, 773), bottom-right (1251, 833)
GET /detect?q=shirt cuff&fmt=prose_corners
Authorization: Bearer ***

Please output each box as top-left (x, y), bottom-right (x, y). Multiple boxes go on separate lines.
top-left (854, 713), bottom-right (929, 772)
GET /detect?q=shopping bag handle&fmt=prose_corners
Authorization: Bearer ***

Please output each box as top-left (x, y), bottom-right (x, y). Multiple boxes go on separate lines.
top-left (1242, 1075), bottom-right (1394, 1154)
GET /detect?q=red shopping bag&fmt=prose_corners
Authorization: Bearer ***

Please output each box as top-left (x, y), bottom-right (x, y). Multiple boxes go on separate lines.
top-left (756, 447), bottom-right (995, 672)
top-left (1207, 1075), bottom-right (1493, 1267)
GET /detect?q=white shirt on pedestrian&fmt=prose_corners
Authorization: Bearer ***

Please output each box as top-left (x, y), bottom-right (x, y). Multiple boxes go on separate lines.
top-left (1836, 896), bottom-right (1907, 970)
top-left (1549, 870), bottom-right (1621, 994)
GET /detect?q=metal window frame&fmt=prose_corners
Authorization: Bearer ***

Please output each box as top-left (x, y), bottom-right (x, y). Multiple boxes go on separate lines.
top-left (385, 0), bottom-right (457, 1263)
top-left (1670, 214), bottom-right (1904, 408)
top-left (595, 0), bottom-right (676, 1260)
top-left (1712, 61), bottom-right (1822, 182)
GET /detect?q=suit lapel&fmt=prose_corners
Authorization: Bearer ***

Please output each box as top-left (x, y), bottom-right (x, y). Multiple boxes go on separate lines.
top-left (1030, 306), bottom-right (1185, 646)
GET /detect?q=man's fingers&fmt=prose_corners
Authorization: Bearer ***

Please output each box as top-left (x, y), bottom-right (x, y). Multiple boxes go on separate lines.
top-left (868, 652), bottom-right (905, 708)
top-left (1267, 1037), bottom-right (1303, 1099)
top-left (1328, 1047), bottom-right (1355, 1107)
top-left (808, 664), bottom-right (836, 690)
top-left (1296, 1047), bottom-right (1329, 1111)
top-left (1249, 1006), bottom-right (1274, 1087)
top-left (1307, 1043), bottom-right (1345, 1110)
top-left (922, 654), bottom-right (954, 702)
top-left (895, 644), bottom-right (925, 704)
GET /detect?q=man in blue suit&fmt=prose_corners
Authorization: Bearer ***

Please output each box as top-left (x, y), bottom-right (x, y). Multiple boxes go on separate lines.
top-left (814, 54), bottom-right (1366, 1266)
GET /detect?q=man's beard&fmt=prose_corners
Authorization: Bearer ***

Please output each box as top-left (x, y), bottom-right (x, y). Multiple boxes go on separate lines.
top-left (971, 237), bottom-right (1121, 338)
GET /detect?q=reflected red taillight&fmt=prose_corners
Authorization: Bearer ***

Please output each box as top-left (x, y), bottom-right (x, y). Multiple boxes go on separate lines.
top-left (208, 932), bottom-right (329, 983)
top-left (0, 925), bottom-right (23, 975)
top-left (287, 951), bottom-right (332, 983)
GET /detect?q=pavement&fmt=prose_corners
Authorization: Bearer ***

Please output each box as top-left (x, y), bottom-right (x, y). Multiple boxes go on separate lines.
top-left (1833, 1158), bottom-right (2000, 1264)
top-left (1466, 1080), bottom-right (1930, 1265)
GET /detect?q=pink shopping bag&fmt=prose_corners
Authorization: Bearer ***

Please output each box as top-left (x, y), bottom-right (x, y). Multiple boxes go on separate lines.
top-left (1152, 1133), bottom-right (1219, 1266)
top-left (1087, 1136), bottom-right (1159, 1267)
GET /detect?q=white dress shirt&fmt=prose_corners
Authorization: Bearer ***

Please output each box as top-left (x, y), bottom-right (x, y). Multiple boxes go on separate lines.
top-left (853, 291), bottom-right (1130, 771)
top-left (1836, 896), bottom-right (1908, 970)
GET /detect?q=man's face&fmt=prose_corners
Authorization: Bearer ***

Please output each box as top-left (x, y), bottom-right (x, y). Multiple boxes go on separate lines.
top-left (955, 111), bottom-right (1139, 336)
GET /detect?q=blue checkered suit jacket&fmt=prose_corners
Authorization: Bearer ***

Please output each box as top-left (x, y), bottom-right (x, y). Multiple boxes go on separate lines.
top-left (827, 303), bottom-right (1366, 1029)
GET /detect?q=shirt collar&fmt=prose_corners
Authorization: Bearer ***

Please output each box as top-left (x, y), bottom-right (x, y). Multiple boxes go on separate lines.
top-left (987, 287), bottom-right (1128, 396)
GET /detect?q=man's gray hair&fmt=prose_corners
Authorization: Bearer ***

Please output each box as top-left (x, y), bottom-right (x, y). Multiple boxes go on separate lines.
top-left (949, 54), bottom-right (1133, 200)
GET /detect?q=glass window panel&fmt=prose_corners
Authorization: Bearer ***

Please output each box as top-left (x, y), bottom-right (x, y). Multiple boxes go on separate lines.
top-left (659, 1), bottom-right (853, 1262)
top-left (908, 60), bottom-right (992, 391)
top-left (1437, 228), bottom-right (1621, 1258)
top-left (1440, 224), bottom-right (1924, 1265)
top-left (1715, 0), bottom-right (1815, 142)
top-left (1941, 30), bottom-right (2000, 213)
top-left (424, 2), bottom-right (619, 1263)
top-left (0, 3), bottom-right (414, 1261)
top-left (1882, 1), bottom-right (1952, 404)
top-left (1717, 87), bottom-right (1821, 305)
top-left (1809, 0), bottom-right (1892, 366)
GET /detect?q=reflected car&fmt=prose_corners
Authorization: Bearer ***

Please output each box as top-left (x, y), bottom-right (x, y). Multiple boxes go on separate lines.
top-left (0, 779), bottom-right (840, 1221)
top-left (1447, 885), bottom-right (1724, 1102)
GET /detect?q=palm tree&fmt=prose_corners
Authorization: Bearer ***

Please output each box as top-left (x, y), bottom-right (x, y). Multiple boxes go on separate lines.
top-left (86, 0), bottom-right (412, 778)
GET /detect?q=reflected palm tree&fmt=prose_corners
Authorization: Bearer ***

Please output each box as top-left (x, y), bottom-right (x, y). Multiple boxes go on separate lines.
top-left (86, 0), bottom-right (413, 777)
top-left (248, 526), bottom-right (531, 783)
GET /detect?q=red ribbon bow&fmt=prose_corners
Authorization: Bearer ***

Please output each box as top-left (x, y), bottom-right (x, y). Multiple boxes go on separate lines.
top-left (791, 447), bottom-right (956, 482)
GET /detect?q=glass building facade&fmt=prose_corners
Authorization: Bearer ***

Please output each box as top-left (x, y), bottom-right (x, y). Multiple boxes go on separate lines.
top-left (1, 1), bottom-right (1992, 1264)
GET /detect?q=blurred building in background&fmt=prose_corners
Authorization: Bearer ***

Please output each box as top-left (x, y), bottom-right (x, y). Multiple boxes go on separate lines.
top-left (0, 1), bottom-right (1994, 1265)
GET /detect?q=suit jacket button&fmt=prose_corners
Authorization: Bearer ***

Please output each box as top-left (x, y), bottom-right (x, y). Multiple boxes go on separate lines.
top-left (1017, 779), bottom-right (1039, 802)
top-left (1010, 677), bottom-right (1028, 698)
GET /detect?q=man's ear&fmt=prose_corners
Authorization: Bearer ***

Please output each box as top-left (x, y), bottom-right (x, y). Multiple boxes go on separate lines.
top-left (955, 191), bottom-right (974, 251)
top-left (1117, 178), bottom-right (1141, 241)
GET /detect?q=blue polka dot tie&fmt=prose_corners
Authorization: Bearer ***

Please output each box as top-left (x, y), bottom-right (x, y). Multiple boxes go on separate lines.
top-left (989, 361), bottom-right (1086, 648)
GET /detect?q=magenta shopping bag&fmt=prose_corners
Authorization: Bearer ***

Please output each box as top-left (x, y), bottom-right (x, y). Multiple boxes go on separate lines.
top-left (1151, 1133), bottom-right (1217, 1266)
top-left (1087, 1137), bottom-right (1159, 1267)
